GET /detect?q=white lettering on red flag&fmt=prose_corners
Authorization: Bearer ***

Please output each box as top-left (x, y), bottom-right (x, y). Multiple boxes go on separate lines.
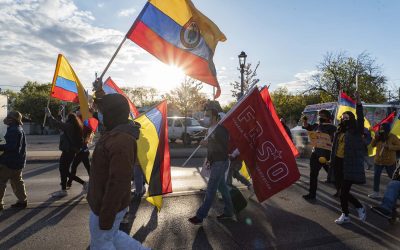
top-left (222, 88), bottom-right (300, 202)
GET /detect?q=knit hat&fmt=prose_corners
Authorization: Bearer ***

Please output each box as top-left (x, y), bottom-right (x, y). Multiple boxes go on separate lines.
top-left (7, 111), bottom-right (23, 125)
top-left (101, 94), bottom-right (130, 130)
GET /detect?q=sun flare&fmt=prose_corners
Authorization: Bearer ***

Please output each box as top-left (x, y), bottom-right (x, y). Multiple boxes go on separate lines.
top-left (143, 62), bottom-right (185, 92)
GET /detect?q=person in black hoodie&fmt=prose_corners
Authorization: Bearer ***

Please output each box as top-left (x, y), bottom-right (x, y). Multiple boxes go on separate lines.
top-left (0, 111), bottom-right (27, 211)
top-left (333, 92), bottom-right (367, 224)
top-left (302, 109), bottom-right (337, 200)
top-left (45, 108), bottom-right (83, 198)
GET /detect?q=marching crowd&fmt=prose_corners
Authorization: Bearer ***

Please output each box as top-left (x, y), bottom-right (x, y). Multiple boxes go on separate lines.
top-left (0, 89), bottom-right (399, 249)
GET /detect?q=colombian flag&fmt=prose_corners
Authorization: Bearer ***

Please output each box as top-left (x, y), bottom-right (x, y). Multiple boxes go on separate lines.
top-left (390, 112), bottom-right (400, 139)
top-left (336, 92), bottom-right (371, 128)
top-left (372, 112), bottom-right (396, 132)
top-left (127, 0), bottom-right (226, 99)
top-left (135, 100), bottom-right (171, 210)
top-left (103, 77), bottom-right (140, 119)
top-left (50, 54), bottom-right (90, 121)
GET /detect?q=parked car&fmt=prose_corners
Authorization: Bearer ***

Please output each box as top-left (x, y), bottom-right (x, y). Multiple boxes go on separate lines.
top-left (168, 117), bottom-right (207, 145)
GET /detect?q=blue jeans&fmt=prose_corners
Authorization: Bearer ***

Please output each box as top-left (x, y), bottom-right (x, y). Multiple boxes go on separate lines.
top-left (196, 160), bottom-right (233, 220)
top-left (381, 180), bottom-right (400, 212)
top-left (89, 208), bottom-right (149, 250)
top-left (373, 164), bottom-right (395, 192)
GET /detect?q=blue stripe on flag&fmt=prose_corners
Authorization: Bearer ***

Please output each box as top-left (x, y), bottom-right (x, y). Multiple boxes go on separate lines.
top-left (55, 76), bottom-right (78, 93)
top-left (146, 108), bottom-right (162, 137)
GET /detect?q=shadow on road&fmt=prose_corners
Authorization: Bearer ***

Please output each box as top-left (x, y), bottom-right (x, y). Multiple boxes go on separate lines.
top-left (192, 227), bottom-right (212, 250)
top-left (23, 163), bottom-right (59, 179)
top-left (0, 195), bottom-right (83, 249)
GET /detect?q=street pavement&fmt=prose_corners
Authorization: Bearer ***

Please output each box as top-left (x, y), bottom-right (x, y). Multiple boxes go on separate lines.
top-left (0, 136), bottom-right (399, 249)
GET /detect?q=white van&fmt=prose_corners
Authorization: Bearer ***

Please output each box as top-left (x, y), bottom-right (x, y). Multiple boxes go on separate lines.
top-left (291, 102), bottom-right (400, 157)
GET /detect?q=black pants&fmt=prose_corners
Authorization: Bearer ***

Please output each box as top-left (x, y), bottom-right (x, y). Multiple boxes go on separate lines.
top-left (340, 180), bottom-right (362, 215)
top-left (59, 151), bottom-right (76, 190)
top-left (309, 153), bottom-right (329, 197)
top-left (227, 160), bottom-right (251, 187)
top-left (334, 157), bottom-right (344, 193)
top-left (68, 150), bottom-right (90, 185)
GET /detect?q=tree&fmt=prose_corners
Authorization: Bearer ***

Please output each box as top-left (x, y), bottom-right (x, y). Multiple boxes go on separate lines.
top-left (231, 62), bottom-right (260, 100)
top-left (308, 51), bottom-right (387, 103)
top-left (222, 101), bottom-right (236, 113)
top-left (166, 77), bottom-right (207, 144)
top-left (121, 86), bottom-right (158, 107)
top-left (271, 87), bottom-right (328, 126)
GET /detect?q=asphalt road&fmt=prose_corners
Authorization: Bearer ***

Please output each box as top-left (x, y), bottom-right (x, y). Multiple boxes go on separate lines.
top-left (0, 158), bottom-right (399, 250)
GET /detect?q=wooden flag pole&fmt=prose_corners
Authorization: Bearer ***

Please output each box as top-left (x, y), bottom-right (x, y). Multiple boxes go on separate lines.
top-left (99, 36), bottom-right (127, 81)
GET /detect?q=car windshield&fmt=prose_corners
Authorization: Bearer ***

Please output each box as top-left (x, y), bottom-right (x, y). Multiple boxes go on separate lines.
top-left (184, 118), bottom-right (200, 126)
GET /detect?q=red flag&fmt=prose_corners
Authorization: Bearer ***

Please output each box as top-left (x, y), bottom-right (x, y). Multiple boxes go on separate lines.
top-left (103, 77), bottom-right (140, 118)
top-left (260, 87), bottom-right (299, 158)
top-left (372, 112), bottom-right (396, 132)
top-left (221, 88), bottom-right (300, 202)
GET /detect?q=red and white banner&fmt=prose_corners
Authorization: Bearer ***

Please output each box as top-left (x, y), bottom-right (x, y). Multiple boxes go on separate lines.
top-left (222, 88), bottom-right (300, 202)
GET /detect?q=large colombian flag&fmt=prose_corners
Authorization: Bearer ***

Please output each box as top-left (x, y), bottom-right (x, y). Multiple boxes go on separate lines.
top-left (103, 77), bottom-right (140, 119)
top-left (336, 92), bottom-right (371, 128)
top-left (51, 54), bottom-right (90, 121)
top-left (134, 100), bottom-right (171, 210)
top-left (126, 0), bottom-right (226, 99)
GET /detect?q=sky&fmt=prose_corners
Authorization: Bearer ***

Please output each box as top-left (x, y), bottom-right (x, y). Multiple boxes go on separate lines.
top-left (0, 0), bottom-right (399, 104)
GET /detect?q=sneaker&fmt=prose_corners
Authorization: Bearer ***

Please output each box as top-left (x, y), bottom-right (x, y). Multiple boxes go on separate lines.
top-left (216, 213), bottom-right (234, 220)
top-left (302, 194), bottom-right (316, 201)
top-left (357, 206), bottom-right (367, 221)
top-left (82, 182), bottom-right (89, 194)
top-left (66, 181), bottom-right (72, 190)
top-left (10, 201), bottom-right (27, 209)
top-left (368, 192), bottom-right (380, 199)
top-left (371, 206), bottom-right (392, 219)
top-left (188, 216), bottom-right (203, 225)
top-left (335, 213), bottom-right (351, 224)
top-left (51, 190), bottom-right (68, 198)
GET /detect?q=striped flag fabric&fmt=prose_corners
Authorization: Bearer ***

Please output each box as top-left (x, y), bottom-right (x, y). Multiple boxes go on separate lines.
top-left (103, 77), bottom-right (140, 119)
top-left (50, 54), bottom-right (90, 121)
top-left (126, 0), bottom-right (226, 99)
top-left (134, 100), bottom-right (171, 210)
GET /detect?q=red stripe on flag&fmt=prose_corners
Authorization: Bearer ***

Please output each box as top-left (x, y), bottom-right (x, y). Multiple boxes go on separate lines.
top-left (372, 112), bottom-right (396, 132)
top-left (127, 21), bottom-right (220, 94)
top-left (51, 86), bottom-right (79, 103)
top-left (260, 87), bottom-right (299, 157)
top-left (157, 101), bottom-right (172, 194)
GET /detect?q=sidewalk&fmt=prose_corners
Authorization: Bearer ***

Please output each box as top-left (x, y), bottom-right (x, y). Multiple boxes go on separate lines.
top-left (25, 135), bottom-right (207, 162)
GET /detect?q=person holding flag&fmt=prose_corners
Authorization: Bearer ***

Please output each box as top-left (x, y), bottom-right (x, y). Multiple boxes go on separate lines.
top-left (368, 123), bottom-right (400, 199)
top-left (87, 89), bottom-right (147, 249)
top-left (189, 107), bottom-right (233, 225)
top-left (333, 92), bottom-right (367, 225)
top-left (302, 110), bottom-right (337, 201)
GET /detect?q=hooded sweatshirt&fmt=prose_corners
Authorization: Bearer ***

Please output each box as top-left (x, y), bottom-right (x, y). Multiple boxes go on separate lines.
top-left (87, 120), bottom-right (140, 230)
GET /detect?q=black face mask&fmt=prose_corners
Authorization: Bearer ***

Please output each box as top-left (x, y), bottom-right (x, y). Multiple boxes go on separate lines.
top-left (319, 118), bottom-right (328, 124)
top-left (341, 120), bottom-right (350, 128)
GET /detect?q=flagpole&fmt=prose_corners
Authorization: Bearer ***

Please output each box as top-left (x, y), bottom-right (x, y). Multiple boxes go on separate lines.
top-left (182, 86), bottom-right (258, 167)
top-left (99, 36), bottom-right (127, 81)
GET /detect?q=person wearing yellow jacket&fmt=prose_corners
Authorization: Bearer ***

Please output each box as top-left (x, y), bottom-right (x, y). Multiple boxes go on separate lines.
top-left (368, 123), bottom-right (400, 199)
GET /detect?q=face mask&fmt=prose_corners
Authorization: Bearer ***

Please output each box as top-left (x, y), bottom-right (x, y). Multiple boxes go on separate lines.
top-left (341, 120), bottom-right (349, 128)
top-left (319, 117), bottom-right (327, 123)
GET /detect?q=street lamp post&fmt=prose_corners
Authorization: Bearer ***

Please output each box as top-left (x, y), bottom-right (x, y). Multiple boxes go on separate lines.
top-left (238, 51), bottom-right (247, 100)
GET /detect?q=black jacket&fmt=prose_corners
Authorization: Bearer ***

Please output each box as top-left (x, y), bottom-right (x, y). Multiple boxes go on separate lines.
top-left (207, 125), bottom-right (229, 164)
top-left (331, 104), bottom-right (366, 184)
top-left (49, 117), bottom-right (83, 153)
top-left (0, 125), bottom-right (27, 170)
top-left (303, 122), bottom-right (337, 160)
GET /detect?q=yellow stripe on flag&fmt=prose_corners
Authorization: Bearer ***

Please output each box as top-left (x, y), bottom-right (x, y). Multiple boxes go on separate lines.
top-left (51, 54), bottom-right (90, 121)
top-left (391, 119), bottom-right (400, 139)
top-left (146, 195), bottom-right (163, 211)
top-left (150, 0), bottom-right (191, 26)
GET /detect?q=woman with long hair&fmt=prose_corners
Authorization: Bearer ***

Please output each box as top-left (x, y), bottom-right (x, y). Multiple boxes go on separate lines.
top-left (45, 108), bottom-right (83, 197)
